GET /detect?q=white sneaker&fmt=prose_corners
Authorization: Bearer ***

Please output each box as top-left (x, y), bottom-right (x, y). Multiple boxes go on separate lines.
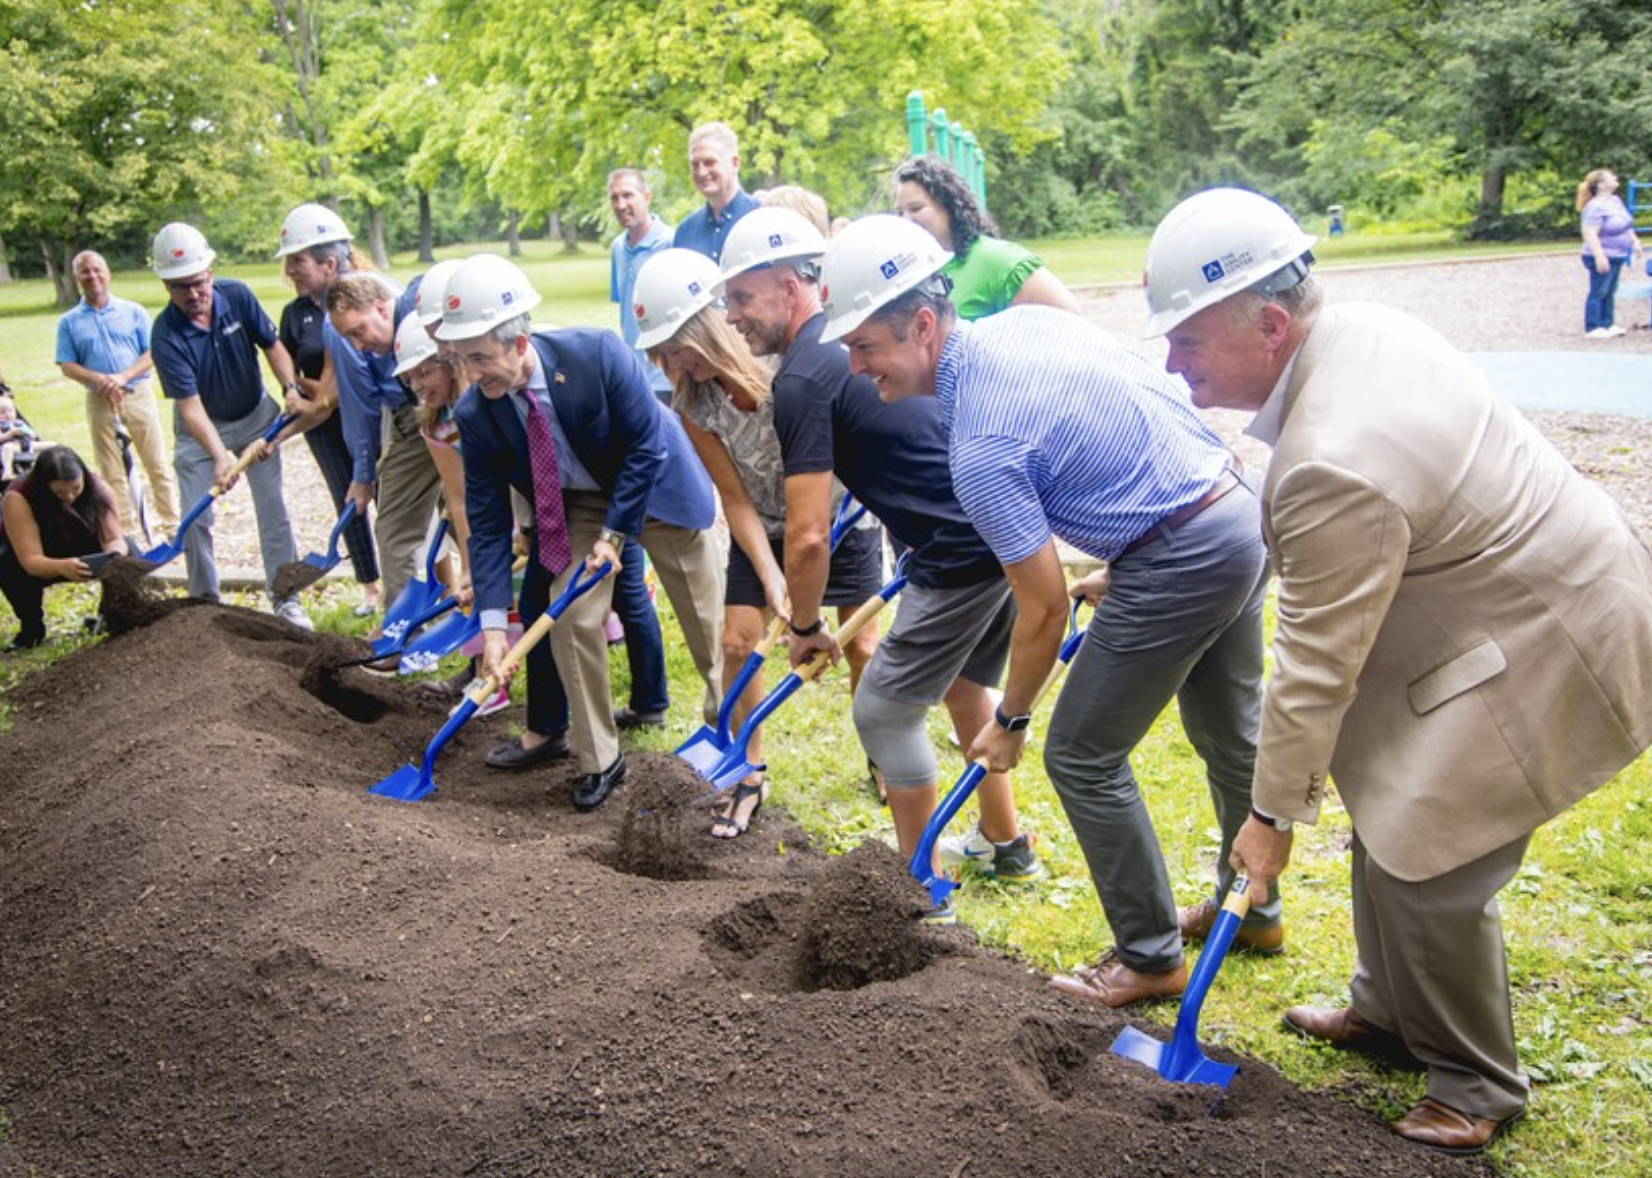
top-left (937, 824), bottom-right (999, 872)
top-left (1606, 324), bottom-right (1628, 337)
top-left (273, 597), bottom-right (314, 631)
top-left (1586, 327), bottom-right (1614, 339)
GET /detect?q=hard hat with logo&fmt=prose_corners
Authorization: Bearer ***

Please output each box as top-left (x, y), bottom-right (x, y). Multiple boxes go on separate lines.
top-left (432, 254), bottom-right (543, 341)
top-left (716, 206), bottom-right (828, 289)
top-left (818, 214), bottom-right (952, 343)
top-left (274, 203), bottom-right (353, 259)
top-left (413, 258), bottom-right (465, 327)
top-left (633, 249), bottom-right (723, 349)
top-left (391, 309), bottom-right (441, 377)
top-left (1141, 187), bottom-right (1317, 338)
top-left (151, 223), bottom-right (216, 281)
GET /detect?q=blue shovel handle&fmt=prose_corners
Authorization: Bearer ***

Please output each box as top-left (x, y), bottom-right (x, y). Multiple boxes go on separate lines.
top-left (320, 499), bottom-right (358, 560)
top-left (422, 515), bottom-right (451, 585)
top-left (143, 411), bottom-right (295, 563)
top-left (828, 494), bottom-right (867, 550)
top-left (1160, 877), bottom-right (1252, 1080)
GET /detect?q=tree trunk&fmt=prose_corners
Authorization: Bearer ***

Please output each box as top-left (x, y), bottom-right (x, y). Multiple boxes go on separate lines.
top-left (546, 211), bottom-right (562, 245)
top-left (506, 209), bottom-right (522, 257)
top-left (0, 231), bottom-right (12, 284)
top-left (559, 212), bottom-right (579, 254)
top-left (417, 190), bottom-right (435, 263)
top-left (1478, 164), bottom-right (1506, 224)
top-left (368, 206), bottom-right (390, 270)
top-left (40, 237), bottom-right (75, 308)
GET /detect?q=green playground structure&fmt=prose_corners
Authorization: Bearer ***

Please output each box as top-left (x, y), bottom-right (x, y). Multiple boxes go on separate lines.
top-left (906, 91), bottom-right (988, 211)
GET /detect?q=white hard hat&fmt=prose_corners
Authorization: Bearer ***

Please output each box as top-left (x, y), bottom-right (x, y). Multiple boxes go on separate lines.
top-left (413, 258), bottom-right (465, 326)
top-left (274, 203), bottom-right (353, 258)
top-left (818, 214), bottom-right (952, 343)
top-left (151, 223), bottom-right (216, 280)
top-left (391, 309), bottom-right (441, 376)
top-left (633, 249), bottom-right (723, 349)
top-left (432, 254), bottom-right (542, 341)
top-left (1141, 187), bottom-right (1317, 337)
top-left (716, 206), bottom-right (828, 290)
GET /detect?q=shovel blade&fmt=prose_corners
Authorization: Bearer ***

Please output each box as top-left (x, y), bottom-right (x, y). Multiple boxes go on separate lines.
top-left (1110, 1025), bottom-right (1238, 1089)
top-left (138, 539), bottom-right (183, 567)
top-left (397, 609), bottom-right (479, 673)
top-left (708, 754), bottom-right (762, 792)
top-left (674, 726), bottom-right (728, 773)
top-left (369, 763), bottom-right (435, 803)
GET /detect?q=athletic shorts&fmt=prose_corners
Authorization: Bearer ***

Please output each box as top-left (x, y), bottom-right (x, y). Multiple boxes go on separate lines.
top-left (859, 575), bottom-right (1015, 705)
top-left (725, 524), bottom-right (884, 609)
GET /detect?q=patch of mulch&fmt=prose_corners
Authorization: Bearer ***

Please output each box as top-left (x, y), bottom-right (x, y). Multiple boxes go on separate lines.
top-left (0, 601), bottom-right (1489, 1177)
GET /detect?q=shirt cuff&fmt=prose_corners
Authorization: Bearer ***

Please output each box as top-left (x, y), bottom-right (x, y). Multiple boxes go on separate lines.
top-left (481, 609), bottom-right (510, 631)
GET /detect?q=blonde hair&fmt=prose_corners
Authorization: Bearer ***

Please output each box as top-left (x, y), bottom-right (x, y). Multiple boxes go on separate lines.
top-left (411, 354), bottom-right (466, 434)
top-left (648, 306), bottom-right (772, 413)
top-left (1577, 168), bottom-right (1616, 212)
top-left (762, 185), bottom-right (831, 237)
top-left (326, 272), bottom-right (396, 314)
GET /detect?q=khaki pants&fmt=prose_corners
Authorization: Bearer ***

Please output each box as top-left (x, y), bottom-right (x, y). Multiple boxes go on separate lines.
top-left (549, 493), bottom-right (724, 774)
top-left (375, 403), bottom-right (443, 610)
top-left (87, 382), bottom-right (179, 536)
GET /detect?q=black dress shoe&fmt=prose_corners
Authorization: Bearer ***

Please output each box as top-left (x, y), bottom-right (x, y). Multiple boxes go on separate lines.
top-left (485, 732), bottom-right (572, 771)
top-left (3, 631), bottom-right (46, 653)
top-left (573, 754), bottom-right (626, 811)
top-left (613, 706), bottom-right (667, 730)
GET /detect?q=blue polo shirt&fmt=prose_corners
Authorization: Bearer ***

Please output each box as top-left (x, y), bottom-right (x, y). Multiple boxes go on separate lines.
top-left (151, 279), bottom-right (278, 422)
top-left (610, 216), bottom-right (675, 396)
top-left (330, 276), bottom-right (419, 484)
top-left (55, 296), bottom-right (153, 389)
top-left (937, 307), bottom-right (1229, 564)
top-left (672, 188), bottom-right (760, 264)
top-left (771, 313), bottom-right (1001, 590)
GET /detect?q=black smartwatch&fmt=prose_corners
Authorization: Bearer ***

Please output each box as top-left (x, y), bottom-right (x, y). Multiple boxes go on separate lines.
top-left (994, 704), bottom-right (1033, 733)
top-left (789, 617), bottom-right (825, 638)
top-left (1251, 806), bottom-right (1293, 832)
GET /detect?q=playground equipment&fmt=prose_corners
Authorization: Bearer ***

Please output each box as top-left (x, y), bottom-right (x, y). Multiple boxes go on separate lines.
top-left (1629, 180), bottom-right (1650, 233)
top-left (906, 91), bottom-right (987, 211)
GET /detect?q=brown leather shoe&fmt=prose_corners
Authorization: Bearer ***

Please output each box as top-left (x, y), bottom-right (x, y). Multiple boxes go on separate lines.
top-left (1283, 1005), bottom-right (1423, 1070)
top-left (1392, 1097), bottom-right (1521, 1156)
top-left (1048, 950), bottom-right (1188, 1009)
top-left (1178, 899), bottom-right (1285, 955)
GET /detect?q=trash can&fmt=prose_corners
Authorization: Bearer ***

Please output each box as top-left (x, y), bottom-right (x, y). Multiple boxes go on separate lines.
top-left (1327, 205), bottom-right (1346, 237)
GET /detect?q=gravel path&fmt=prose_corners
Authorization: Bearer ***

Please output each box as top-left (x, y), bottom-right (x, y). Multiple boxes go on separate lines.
top-left (214, 251), bottom-right (1652, 583)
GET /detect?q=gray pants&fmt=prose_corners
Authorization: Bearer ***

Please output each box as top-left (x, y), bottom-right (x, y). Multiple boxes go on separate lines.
top-left (375, 403), bottom-right (443, 610)
top-left (1351, 830), bottom-right (1530, 1120)
top-left (1044, 480), bottom-right (1274, 973)
top-left (173, 396), bottom-right (296, 602)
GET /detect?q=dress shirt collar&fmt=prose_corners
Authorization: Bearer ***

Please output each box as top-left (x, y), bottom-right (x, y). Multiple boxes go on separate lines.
top-left (1245, 349), bottom-right (1298, 447)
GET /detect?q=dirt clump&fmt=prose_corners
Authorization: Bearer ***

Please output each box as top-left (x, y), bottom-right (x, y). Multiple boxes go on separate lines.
top-left (270, 558), bottom-right (326, 600)
top-left (97, 555), bottom-right (183, 635)
top-left (609, 756), bottom-right (715, 880)
top-left (797, 838), bottom-right (952, 990)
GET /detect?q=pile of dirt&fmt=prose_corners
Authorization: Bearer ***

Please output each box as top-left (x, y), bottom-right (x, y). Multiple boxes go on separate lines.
top-left (798, 839), bottom-right (950, 991)
top-left (607, 757), bottom-right (717, 881)
top-left (0, 602), bottom-right (1491, 1177)
top-left (97, 555), bottom-right (185, 635)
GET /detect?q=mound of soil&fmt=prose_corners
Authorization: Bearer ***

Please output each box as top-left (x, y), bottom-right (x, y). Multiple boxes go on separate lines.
top-left (0, 603), bottom-right (1489, 1177)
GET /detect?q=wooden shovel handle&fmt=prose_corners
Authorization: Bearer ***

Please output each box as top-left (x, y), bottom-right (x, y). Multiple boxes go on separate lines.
top-left (752, 613), bottom-right (789, 659)
top-left (795, 590), bottom-right (889, 683)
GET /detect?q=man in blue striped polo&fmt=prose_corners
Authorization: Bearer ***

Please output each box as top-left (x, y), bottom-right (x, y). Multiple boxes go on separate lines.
top-left (819, 215), bottom-right (1282, 1007)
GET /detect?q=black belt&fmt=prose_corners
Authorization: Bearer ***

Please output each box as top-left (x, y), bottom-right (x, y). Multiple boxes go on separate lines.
top-left (1120, 455), bottom-right (1244, 557)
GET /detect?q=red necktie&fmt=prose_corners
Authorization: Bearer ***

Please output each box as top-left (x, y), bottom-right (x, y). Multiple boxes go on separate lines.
top-left (516, 386), bottom-right (573, 575)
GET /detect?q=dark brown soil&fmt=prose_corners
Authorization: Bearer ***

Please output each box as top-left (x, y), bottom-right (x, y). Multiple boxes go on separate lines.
top-left (270, 559), bottom-right (328, 600)
top-left (0, 603), bottom-right (1490, 1178)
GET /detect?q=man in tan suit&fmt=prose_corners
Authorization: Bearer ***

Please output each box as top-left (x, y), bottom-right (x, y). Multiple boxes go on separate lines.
top-left (1143, 188), bottom-right (1652, 1156)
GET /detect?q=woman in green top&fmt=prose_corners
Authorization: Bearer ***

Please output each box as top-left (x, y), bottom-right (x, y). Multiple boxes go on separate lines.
top-left (893, 155), bottom-right (1081, 320)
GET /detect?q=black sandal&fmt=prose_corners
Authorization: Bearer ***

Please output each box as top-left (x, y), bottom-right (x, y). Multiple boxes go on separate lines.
top-left (711, 775), bottom-right (769, 839)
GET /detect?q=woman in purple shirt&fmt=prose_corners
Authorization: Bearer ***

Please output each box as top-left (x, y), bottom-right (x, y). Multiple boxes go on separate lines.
top-left (1577, 168), bottom-right (1643, 338)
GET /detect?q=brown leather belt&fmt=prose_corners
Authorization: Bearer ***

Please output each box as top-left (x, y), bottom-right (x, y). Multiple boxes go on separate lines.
top-left (1120, 455), bottom-right (1244, 557)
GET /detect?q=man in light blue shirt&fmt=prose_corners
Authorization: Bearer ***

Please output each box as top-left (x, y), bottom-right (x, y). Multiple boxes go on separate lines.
top-left (55, 250), bottom-right (180, 540)
top-left (673, 122), bottom-right (759, 264)
top-left (608, 168), bottom-right (675, 403)
top-left (820, 215), bottom-right (1278, 1010)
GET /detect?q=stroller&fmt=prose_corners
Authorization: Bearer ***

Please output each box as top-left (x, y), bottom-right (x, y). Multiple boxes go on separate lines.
top-left (0, 393), bottom-right (43, 494)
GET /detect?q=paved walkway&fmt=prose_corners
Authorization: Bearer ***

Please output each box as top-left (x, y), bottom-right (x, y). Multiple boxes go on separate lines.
top-left (1468, 351), bottom-right (1652, 417)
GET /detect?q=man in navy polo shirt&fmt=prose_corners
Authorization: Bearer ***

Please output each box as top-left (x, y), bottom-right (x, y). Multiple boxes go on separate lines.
top-left (148, 223), bottom-right (311, 629)
top-left (672, 123), bottom-right (760, 265)
top-left (56, 249), bottom-right (179, 543)
top-left (819, 214), bottom-right (1276, 1007)
top-left (323, 271), bottom-right (443, 617)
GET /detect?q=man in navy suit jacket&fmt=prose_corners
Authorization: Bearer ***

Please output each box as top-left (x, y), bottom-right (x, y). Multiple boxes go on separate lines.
top-left (439, 255), bottom-right (723, 809)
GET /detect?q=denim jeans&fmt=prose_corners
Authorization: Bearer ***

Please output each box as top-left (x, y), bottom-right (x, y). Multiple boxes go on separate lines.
top-left (612, 536), bottom-right (668, 713)
top-left (1583, 254), bottom-right (1625, 331)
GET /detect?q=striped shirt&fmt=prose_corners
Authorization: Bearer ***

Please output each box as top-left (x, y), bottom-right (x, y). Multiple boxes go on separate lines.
top-left (936, 307), bottom-right (1229, 564)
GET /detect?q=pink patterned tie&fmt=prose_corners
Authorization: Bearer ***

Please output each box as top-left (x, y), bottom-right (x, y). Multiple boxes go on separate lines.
top-left (516, 387), bottom-right (573, 575)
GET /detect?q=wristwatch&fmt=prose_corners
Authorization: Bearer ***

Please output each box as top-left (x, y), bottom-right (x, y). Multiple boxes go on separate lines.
top-left (283, 380), bottom-right (300, 395)
top-left (596, 527), bottom-right (626, 550)
top-left (994, 704), bottom-right (1033, 733)
top-left (789, 617), bottom-right (825, 638)
top-left (1251, 806), bottom-right (1293, 832)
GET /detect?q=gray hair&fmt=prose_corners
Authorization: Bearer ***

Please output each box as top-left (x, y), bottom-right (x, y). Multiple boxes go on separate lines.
top-left (70, 250), bottom-right (108, 275)
top-left (689, 121), bottom-right (739, 157)
top-left (304, 239), bottom-right (354, 274)
top-left (1234, 272), bottom-right (1322, 324)
top-left (489, 313), bottom-right (533, 346)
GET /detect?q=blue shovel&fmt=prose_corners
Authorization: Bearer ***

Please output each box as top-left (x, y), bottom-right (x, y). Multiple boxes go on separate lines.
top-left (369, 561), bottom-right (612, 803)
top-left (138, 412), bottom-right (295, 569)
top-left (700, 555), bottom-right (910, 792)
top-left (1110, 876), bottom-right (1254, 1089)
top-left (272, 500), bottom-right (359, 595)
top-left (397, 555), bottom-right (528, 675)
top-left (675, 495), bottom-right (868, 772)
top-left (339, 594), bottom-right (461, 667)
top-left (909, 600), bottom-right (1087, 907)
top-left (377, 516), bottom-right (451, 647)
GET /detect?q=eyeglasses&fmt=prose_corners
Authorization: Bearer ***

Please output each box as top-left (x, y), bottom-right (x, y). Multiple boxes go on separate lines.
top-left (164, 274), bottom-right (212, 294)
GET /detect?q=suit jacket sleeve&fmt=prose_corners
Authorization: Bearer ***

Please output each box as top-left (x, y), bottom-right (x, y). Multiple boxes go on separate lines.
top-left (457, 391), bottom-right (516, 618)
top-left (1255, 460), bottom-right (1410, 823)
top-left (597, 332), bottom-right (665, 537)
